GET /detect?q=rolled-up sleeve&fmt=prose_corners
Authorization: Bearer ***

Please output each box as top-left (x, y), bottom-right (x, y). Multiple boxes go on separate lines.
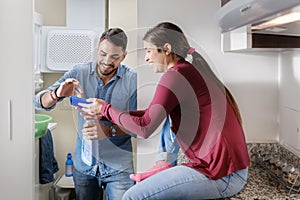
top-left (34, 67), bottom-right (78, 110)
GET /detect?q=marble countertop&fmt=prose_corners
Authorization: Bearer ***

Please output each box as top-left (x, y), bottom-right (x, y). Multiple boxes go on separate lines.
top-left (223, 163), bottom-right (300, 200)
top-left (177, 143), bottom-right (300, 199)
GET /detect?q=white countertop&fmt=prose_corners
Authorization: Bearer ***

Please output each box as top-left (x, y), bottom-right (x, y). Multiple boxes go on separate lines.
top-left (55, 174), bottom-right (75, 189)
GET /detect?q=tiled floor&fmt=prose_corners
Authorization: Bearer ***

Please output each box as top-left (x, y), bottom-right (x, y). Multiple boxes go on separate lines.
top-left (224, 163), bottom-right (300, 200)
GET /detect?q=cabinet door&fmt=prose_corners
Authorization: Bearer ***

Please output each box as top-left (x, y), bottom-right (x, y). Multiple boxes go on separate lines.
top-left (0, 0), bottom-right (34, 199)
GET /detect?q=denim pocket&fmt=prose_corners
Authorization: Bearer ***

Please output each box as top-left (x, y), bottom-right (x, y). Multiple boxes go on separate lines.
top-left (235, 167), bottom-right (248, 183)
top-left (216, 168), bottom-right (248, 198)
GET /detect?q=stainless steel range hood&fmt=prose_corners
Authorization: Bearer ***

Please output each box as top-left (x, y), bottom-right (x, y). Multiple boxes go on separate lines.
top-left (217, 0), bottom-right (300, 51)
top-left (216, 0), bottom-right (300, 36)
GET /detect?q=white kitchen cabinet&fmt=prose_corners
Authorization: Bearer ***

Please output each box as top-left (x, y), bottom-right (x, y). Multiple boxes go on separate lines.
top-left (0, 0), bottom-right (35, 199)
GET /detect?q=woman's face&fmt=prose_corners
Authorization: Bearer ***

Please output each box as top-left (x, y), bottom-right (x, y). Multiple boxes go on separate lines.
top-left (143, 41), bottom-right (167, 73)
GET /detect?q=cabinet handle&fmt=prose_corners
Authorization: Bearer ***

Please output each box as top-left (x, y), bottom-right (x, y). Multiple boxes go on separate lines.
top-left (8, 100), bottom-right (12, 140)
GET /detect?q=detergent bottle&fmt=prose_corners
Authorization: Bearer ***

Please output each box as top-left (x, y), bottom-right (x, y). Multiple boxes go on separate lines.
top-left (65, 153), bottom-right (73, 177)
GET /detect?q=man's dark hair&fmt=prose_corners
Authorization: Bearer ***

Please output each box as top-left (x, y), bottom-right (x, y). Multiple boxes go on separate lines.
top-left (99, 28), bottom-right (127, 52)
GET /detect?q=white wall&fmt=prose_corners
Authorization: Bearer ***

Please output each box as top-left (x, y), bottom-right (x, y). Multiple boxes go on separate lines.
top-left (279, 51), bottom-right (300, 156)
top-left (109, 0), bottom-right (137, 67)
top-left (136, 0), bottom-right (280, 171)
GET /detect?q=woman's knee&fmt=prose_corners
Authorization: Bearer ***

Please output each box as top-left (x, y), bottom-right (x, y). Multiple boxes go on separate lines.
top-left (122, 189), bottom-right (135, 200)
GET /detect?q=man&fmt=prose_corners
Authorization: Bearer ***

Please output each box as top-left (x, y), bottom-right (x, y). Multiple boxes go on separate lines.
top-left (35, 28), bottom-right (137, 200)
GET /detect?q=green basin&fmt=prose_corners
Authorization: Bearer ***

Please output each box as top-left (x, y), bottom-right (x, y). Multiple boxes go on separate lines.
top-left (35, 114), bottom-right (52, 139)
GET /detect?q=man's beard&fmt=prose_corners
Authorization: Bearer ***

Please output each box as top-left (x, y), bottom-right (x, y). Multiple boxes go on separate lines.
top-left (98, 63), bottom-right (117, 76)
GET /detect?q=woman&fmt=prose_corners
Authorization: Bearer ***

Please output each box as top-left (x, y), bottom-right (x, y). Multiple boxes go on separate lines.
top-left (80, 22), bottom-right (250, 199)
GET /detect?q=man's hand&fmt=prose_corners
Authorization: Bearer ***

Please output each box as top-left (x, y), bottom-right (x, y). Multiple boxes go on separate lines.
top-left (82, 120), bottom-right (107, 140)
top-left (56, 78), bottom-right (83, 98)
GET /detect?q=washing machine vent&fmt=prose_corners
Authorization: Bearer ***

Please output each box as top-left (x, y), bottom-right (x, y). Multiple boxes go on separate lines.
top-left (46, 29), bottom-right (98, 71)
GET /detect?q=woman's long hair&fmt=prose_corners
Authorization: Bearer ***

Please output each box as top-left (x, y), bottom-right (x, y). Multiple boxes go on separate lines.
top-left (143, 22), bottom-right (242, 125)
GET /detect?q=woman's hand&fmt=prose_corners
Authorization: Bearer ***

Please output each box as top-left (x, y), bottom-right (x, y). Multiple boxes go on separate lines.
top-left (82, 119), bottom-right (107, 140)
top-left (79, 98), bottom-right (106, 115)
top-left (80, 111), bottom-right (102, 121)
top-left (56, 78), bottom-right (83, 98)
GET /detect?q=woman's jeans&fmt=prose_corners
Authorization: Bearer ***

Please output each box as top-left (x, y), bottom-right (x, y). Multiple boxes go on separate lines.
top-left (122, 166), bottom-right (248, 200)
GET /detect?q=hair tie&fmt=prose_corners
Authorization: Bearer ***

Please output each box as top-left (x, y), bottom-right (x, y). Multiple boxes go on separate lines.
top-left (188, 47), bottom-right (195, 55)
